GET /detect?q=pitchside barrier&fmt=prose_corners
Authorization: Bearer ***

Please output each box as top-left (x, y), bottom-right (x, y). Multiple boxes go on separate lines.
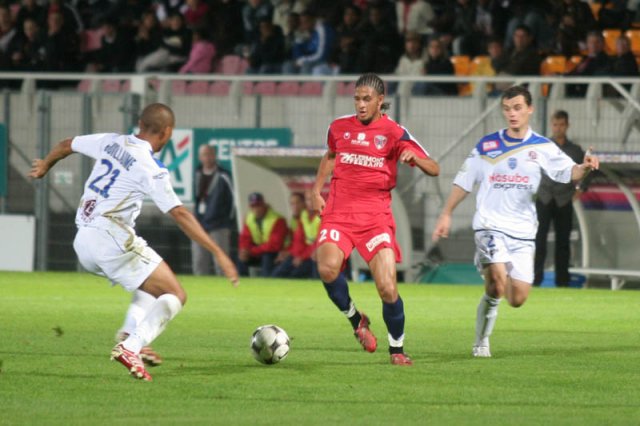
top-left (1, 73), bottom-right (639, 281)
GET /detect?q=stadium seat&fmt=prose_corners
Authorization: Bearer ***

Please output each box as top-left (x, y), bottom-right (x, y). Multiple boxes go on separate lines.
top-left (624, 29), bottom-right (640, 56)
top-left (337, 82), bottom-right (356, 96)
top-left (450, 55), bottom-right (471, 96)
top-left (80, 29), bottom-right (104, 53)
top-left (253, 81), bottom-right (277, 95)
top-left (602, 29), bottom-right (622, 55)
top-left (171, 80), bottom-right (187, 95)
top-left (589, 1), bottom-right (602, 20)
top-left (566, 55), bottom-right (583, 73)
top-left (276, 82), bottom-right (300, 95)
top-left (102, 80), bottom-right (122, 93)
top-left (469, 55), bottom-right (492, 75)
top-left (299, 82), bottom-right (323, 95)
top-left (209, 81), bottom-right (231, 95)
top-left (120, 80), bottom-right (131, 92)
top-left (540, 55), bottom-right (566, 75)
top-left (218, 55), bottom-right (249, 75)
top-left (77, 79), bottom-right (93, 92)
top-left (186, 81), bottom-right (209, 95)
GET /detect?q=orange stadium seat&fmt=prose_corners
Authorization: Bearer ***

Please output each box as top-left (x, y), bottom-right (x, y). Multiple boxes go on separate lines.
top-left (450, 55), bottom-right (471, 96)
top-left (624, 29), bottom-right (640, 56)
top-left (589, 2), bottom-right (602, 21)
top-left (566, 55), bottom-right (583, 73)
top-left (602, 29), bottom-right (621, 55)
top-left (540, 55), bottom-right (566, 75)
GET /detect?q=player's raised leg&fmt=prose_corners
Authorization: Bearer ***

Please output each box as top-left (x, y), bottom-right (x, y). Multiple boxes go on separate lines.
top-left (369, 248), bottom-right (411, 365)
top-left (112, 261), bottom-right (186, 380)
top-left (317, 242), bottom-right (377, 353)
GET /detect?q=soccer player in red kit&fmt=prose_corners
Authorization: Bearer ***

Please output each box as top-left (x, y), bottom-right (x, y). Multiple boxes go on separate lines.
top-left (311, 73), bottom-right (440, 365)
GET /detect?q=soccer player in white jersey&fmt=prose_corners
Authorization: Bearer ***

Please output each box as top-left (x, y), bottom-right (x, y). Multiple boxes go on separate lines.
top-left (30, 103), bottom-right (239, 381)
top-left (431, 86), bottom-right (599, 358)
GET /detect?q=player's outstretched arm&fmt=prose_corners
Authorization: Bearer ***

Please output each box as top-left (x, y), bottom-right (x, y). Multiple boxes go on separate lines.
top-left (311, 150), bottom-right (335, 214)
top-left (399, 149), bottom-right (440, 176)
top-left (432, 185), bottom-right (469, 242)
top-left (169, 205), bottom-right (239, 286)
top-left (29, 138), bottom-right (74, 179)
top-left (571, 147), bottom-right (599, 181)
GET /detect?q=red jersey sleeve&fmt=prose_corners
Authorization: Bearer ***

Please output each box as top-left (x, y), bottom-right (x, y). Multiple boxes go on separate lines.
top-left (395, 126), bottom-right (430, 164)
top-left (326, 123), bottom-right (337, 152)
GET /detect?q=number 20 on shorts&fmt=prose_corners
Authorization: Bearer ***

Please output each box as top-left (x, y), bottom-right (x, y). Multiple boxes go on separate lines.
top-left (318, 229), bottom-right (340, 243)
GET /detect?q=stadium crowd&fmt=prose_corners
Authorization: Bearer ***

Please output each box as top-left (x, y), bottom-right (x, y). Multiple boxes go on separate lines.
top-left (0, 0), bottom-right (639, 91)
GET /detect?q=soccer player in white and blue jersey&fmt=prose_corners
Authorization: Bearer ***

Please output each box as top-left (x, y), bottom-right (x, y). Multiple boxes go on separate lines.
top-left (432, 86), bottom-right (599, 358)
top-left (30, 103), bottom-right (239, 380)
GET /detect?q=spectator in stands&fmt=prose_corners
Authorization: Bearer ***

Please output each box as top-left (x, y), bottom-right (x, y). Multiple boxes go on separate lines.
top-left (504, 1), bottom-right (552, 52)
top-left (0, 6), bottom-right (17, 68)
top-left (183, 0), bottom-right (209, 29)
top-left (134, 11), bottom-right (162, 64)
top-left (272, 192), bottom-right (320, 279)
top-left (14, 0), bottom-right (47, 31)
top-left (136, 12), bottom-right (191, 72)
top-left (557, 0), bottom-right (596, 42)
top-left (210, 0), bottom-right (244, 57)
top-left (500, 24), bottom-right (542, 76)
top-left (42, 11), bottom-right (81, 72)
top-left (246, 18), bottom-right (285, 74)
top-left (395, 0), bottom-right (435, 38)
top-left (534, 110), bottom-right (585, 288)
top-left (423, 37), bottom-right (457, 96)
top-left (238, 192), bottom-right (288, 277)
top-left (179, 29), bottom-right (215, 73)
top-left (283, 11), bottom-right (301, 60)
top-left (47, 0), bottom-right (83, 34)
top-left (87, 18), bottom-right (135, 72)
top-left (335, 4), bottom-right (362, 39)
top-left (283, 9), bottom-right (335, 75)
top-left (155, 0), bottom-right (186, 27)
top-left (597, 0), bottom-right (634, 30)
top-left (192, 144), bottom-right (236, 276)
top-left (357, 4), bottom-right (401, 74)
top-left (8, 18), bottom-right (44, 71)
top-left (566, 31), bottom-right (612, 97)
top-left (272, 0), bottom-right (306, 36)
top-left (393, 31), bottom-right (425, 95)
top-left (331, 30), bottom-right (361, 75)
top-left (487, 37), bottom-right (508, 75)
top-left (553, 13), bottom-right (583, 57)
top-left (242, 0), bottom-right (273, 45)
top-left (450, 0), bottom-right (480, 57)
top-left (611, 35), bottom-right (639, 77)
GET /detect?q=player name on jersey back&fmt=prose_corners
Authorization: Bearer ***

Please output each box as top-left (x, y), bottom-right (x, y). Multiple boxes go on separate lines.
top-left (104, 142), bottom-right (137, 171)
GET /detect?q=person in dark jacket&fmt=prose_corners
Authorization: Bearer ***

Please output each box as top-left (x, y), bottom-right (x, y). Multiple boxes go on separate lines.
top-left (422, 38), bottom-right (457, 96)
top-left (191, 144), bottom-right (236, 276)
top-left (566, 31), bottom-right (612, 97)
top-left (247, 18), bottom-right (285, 74)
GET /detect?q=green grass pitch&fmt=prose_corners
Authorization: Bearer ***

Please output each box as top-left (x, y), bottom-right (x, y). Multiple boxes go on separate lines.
top-left (1, 271), bottom-right (640, 425)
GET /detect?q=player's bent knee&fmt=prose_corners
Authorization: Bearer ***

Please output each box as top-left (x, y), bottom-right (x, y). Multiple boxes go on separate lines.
top-left (317, 263), bottom-right (340, 283)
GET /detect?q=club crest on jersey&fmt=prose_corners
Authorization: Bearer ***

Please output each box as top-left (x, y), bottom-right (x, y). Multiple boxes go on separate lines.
top-left (482, 140), bottom-right (499, 151)
top-left (343, 132), bottom-right (351, 139)
top-left (81, 199), bottom-right (96, 221)
top-left (374, 135), bottom-right (387, 149)
top-left (508, 157), bottom-right (517, 170)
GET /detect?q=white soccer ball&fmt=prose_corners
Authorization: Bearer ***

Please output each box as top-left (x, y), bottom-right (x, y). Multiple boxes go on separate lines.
top-left (250, 325), bottom-right (290, 365)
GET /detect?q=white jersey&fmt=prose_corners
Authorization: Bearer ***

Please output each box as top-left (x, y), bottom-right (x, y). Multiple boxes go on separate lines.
top-left (453, 128), bottom-right (576, 240)
top-left (72, 133), bottom-right (182, 230)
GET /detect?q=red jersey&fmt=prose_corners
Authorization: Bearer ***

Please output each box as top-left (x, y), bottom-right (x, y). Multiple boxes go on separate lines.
top-left (324, 114), bottom-right (430, 215)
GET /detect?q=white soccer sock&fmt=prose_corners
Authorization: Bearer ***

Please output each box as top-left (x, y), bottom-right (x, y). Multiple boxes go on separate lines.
top-left (388, 333), bottom-right (405, 348)
top-left (123, 294), bottom-right (183, 353)
top-left (116, 290), bottom-right (157, 341)
top-left (475, 293), bottom-right (501, 347)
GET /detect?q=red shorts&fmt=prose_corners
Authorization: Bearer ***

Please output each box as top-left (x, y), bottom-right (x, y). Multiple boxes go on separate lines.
top-left (317, 212), bottom-right (401, 269)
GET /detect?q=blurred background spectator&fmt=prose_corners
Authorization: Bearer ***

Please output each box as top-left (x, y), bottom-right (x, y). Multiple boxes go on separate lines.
top-left (179, 28), bottom-right (215, 74)
top-left (247, 17), bottom-right (285, 74)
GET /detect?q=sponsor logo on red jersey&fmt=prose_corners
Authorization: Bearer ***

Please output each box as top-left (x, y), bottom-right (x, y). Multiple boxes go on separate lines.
top-left (339, 152), bottom-right (385, 168)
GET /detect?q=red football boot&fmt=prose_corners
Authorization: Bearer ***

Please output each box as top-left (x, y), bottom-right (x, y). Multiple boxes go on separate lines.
top-left (111, 343), bottom-right (152, 381)
top-left (390, 353), bottom-right (413, 366)
top-left (353, 313), bottom-right (377, 353)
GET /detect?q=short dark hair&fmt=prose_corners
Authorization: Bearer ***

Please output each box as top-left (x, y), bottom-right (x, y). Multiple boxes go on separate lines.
top-left (355, 73), bottom-right (390, 112)
top-left (139, 103), bottom-right (175, 134)
top-left (551, 110), bottom-right (569, 122)
top-left (501, 85), bottom-right (532, 106)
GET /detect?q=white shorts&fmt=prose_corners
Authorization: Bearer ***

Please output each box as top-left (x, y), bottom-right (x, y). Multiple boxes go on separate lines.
top-left (474, 230), bottom-right (535, 284)
top-left (73, 224), bottom-right (163, 292)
